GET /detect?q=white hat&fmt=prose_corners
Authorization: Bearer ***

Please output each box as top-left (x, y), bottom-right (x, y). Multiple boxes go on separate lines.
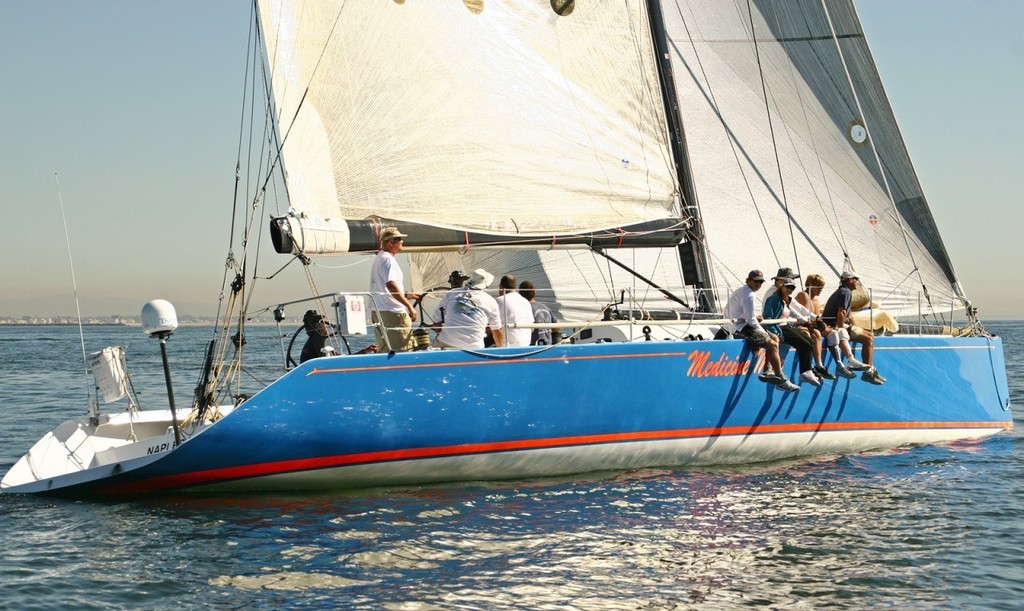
top-left (466, 268), bottom-right (494, 289)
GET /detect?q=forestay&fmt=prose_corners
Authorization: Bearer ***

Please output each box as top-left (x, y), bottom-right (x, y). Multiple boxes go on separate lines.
top-left (257, 0), bottom-right (681, 252)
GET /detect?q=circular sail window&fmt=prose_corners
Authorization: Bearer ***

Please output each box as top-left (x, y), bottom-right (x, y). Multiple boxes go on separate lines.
top-left (464, 0), bottom-right (483, 14)
top-left (551, 0), bottom-right (575, 16)
top-left (848, 120), bottom-right (869, 147)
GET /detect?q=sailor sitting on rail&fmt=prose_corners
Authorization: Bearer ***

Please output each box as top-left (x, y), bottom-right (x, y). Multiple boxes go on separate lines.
top-left (821, 271), bottom-right (885, 385)
top-left (723, 270), bottom-right (798, 392)
top-left (796, 273), bottom-right (858, 379)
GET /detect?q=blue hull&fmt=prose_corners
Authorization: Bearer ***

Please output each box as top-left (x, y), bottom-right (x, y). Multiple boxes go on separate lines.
top-left (88, 335), bottom-right (1011, 494)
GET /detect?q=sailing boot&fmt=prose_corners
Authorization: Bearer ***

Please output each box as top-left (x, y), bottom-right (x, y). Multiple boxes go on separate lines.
top-left (847, 358), bottom-right (870, 371)
top-left (775, 376), bottom-right (800, 392)
top-left (861, 368), bottom-right (884, 385)
top-left (799, 370), bottom-right (822, 387)
top-left (814, 365), bottom-right (836, 380)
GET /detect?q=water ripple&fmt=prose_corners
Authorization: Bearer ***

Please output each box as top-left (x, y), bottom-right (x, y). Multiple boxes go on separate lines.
top-left (0, 323), bottom-right (1021, 608)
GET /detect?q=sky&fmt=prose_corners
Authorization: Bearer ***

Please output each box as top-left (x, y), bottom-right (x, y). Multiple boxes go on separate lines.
top-left (0, 0), bottom-right (1021, 320)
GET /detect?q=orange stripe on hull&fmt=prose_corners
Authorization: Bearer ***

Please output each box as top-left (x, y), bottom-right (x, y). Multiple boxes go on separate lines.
top-left (100, 419), bottom-right (1012, 494)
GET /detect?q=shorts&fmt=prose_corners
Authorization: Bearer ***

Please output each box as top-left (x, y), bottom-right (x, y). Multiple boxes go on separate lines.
top-left (372, 310), bottom-right (413, 352)
top-left (849, 324), bottom-right (871, 342)
top-left (737, 326), bottom-right (771, 350)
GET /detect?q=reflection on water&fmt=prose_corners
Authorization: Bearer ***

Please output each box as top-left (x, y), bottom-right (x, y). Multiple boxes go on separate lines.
top-left (0, 323), bottom-right (1022, 608)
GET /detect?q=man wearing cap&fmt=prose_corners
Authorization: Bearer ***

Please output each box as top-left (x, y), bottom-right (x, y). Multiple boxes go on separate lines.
top-left (821, 271), bottom-right (884, 384)
top-left (723, 270), bottom-right (799, 391)
top-left (369, 226), bottom-right (420, 352)
top-left (797, 273), bottom-right (857, 379)
top-left (433, 269), bottom-right (504, 349)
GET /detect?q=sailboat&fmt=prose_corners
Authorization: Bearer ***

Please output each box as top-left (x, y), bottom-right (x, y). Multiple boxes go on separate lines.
top-left (1, 0), bottom-right (1011, 495)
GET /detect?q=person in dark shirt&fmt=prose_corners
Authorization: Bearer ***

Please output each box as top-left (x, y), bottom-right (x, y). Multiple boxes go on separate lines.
top-left (822, 271), bottom-right (884, 385)
top-left (519, 280), bottom-right (558, 345)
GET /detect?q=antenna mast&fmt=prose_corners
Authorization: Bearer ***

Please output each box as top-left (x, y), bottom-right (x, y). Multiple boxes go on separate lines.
top-left (55, 174), bottom-right (98, 422)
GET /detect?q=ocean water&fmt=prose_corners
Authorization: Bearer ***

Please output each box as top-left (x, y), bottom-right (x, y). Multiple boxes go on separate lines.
top-left (0, 322), bottom-right (1021, 609)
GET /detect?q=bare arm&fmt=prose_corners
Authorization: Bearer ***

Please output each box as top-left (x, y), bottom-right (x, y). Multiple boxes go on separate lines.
top-left (489, 327), bottom-right (505, 347)
top-left (835, 307), bottom-right (847, 329)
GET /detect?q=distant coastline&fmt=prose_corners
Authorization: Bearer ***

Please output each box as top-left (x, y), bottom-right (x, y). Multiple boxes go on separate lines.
top-left (0, 317), bottom-right (277, 326)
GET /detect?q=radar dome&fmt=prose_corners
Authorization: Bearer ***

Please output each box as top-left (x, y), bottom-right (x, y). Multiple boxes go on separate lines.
top-left (141, 299), bottom-right (178, 335)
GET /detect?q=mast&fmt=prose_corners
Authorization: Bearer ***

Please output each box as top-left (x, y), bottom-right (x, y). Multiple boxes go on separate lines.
top-left (644, 0), bottom-right (717, 313)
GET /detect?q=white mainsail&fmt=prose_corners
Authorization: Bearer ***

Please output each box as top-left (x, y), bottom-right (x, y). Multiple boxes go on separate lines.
top-left (257, 0), bottom-right (680, 252)
top-left (662, 0), bottom-right (964, 315)
top-left (257, 0), bottom-right (969, 320)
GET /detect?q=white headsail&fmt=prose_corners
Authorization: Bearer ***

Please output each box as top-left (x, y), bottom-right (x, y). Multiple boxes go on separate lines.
top-left (662, 0), bottom-right (964, 315)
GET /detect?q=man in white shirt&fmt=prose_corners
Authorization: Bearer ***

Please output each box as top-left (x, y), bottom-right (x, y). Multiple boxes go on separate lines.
top-left (723, 270), bottom-right (798, 391)
top-left (369, 226), bottom-right (419, 352)
top-left (434, 269), bottom-right (504, 349)
top-left (494, 275), bottom-right (535, 347)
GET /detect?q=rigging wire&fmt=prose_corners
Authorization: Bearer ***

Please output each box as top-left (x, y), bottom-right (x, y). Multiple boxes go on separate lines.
top-left (215, 3), bottom-right (259, 336)
top-left (54, 174), bottom-right (92, 410)
top-left (746, 0), bottom-right (802, 280)
top-left (229, 1), bottom-right (357, 371)
top-left (818, 0), bottom-right (934, 316)
top-left (207, 1), bottom-right (269, 409)
top-left (672, 2), bottom-right (780, 269)
top-left (773, 3), bottom-right (851, 264)
top-left (790, 6), bottom-right (852, 260)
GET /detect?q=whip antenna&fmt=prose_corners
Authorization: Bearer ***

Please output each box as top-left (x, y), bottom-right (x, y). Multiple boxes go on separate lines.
top-left (55, 174), bottom-right (94, 417)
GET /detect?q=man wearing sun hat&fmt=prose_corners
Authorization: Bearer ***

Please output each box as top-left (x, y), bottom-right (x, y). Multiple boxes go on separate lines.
top-left (369, 226), bottom-right (420, 352)
top-left (433, 268), bottom-right (504, 349)
top-left (822, 270), bottom-right (884, 385)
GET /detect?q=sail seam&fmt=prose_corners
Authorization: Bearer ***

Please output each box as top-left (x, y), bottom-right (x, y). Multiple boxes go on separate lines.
top-left (773, 4), bottom-right (851, 263)
top-left (685, 33), bottom-right (863, 45)
top-left (747, 0), bottom-right (802, 280)
top-left (819, 0), bottom-right (932, 315)
top-left (626, 2), bottom-right (670, 213)
top-left (671, 2), bottom-right (780, 273)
